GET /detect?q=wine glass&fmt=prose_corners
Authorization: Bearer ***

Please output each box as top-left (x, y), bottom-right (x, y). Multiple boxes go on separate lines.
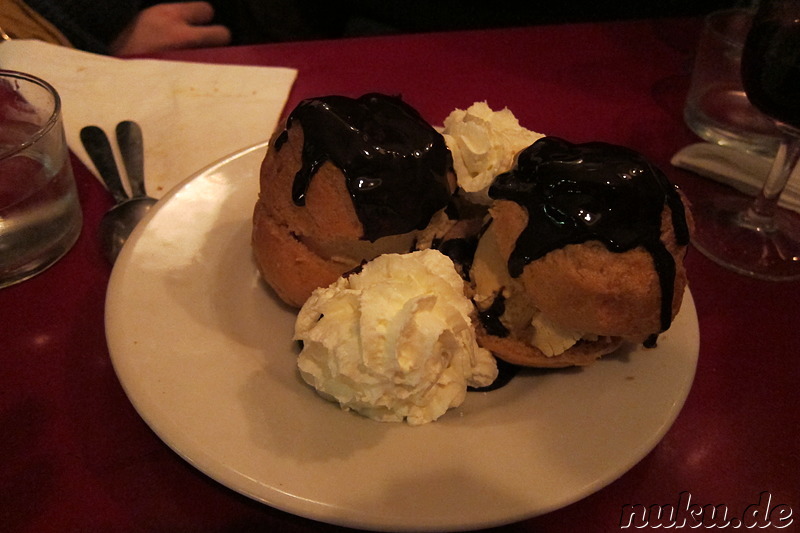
top-left (690, 0), bottom-right (800, 281)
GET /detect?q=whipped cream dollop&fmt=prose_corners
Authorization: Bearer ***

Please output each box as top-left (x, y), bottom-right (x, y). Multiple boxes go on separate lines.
top-left (442, 101), bottom-right (544, 204)
top-left (295, 249), bottom-right (498, 425)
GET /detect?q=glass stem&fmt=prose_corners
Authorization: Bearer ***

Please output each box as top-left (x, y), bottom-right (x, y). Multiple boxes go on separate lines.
top-left (746, 126), bottom-right (800, 229)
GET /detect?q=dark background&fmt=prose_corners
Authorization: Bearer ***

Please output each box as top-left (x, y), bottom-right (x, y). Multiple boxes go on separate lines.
top-left (211, 0), bottom-right (750, 44)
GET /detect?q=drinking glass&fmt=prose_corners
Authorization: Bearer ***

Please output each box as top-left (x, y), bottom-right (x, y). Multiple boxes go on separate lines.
top-left (0, 70), bottom-right (83, 288)
top-left (690, 0), bottom-right (800, 281)
top-left (684, 7), bottom-right (781, 157)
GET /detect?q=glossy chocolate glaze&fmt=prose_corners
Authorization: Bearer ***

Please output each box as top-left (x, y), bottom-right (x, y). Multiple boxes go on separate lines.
top-left (488, 137), bottom-right (689, 335)
top-left (274, 93), bottom-right (453, 242)
top-left (436, 236), bottom-right (478, 277)
top-left (468, 357), bottom-right (520, 392)
top-left (477, 292), bottom-right (510, 338)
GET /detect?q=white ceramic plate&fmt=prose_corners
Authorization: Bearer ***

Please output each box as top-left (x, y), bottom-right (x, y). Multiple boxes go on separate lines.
top-left (106, 142), bottom-right (700, 532)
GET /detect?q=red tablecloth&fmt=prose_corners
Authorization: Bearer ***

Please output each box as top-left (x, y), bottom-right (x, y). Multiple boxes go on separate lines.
top-left (2, 17), bottom-right (798, 533)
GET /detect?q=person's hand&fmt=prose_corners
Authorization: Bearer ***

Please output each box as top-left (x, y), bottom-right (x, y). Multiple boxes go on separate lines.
top-left (109, 2), bottom-right (231, 56)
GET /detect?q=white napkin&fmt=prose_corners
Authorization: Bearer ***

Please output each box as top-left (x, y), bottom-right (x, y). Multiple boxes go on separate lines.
top-left (0, 39), bottom-right (297, 197)
top-left (671, 142), bottom-right (800, 214)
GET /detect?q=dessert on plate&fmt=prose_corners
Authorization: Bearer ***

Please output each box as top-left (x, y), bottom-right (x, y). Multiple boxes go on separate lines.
top-left (252, 93), bottom-right (457, 308)
top-left (467, 137), bottom-right (691, 367)
top-left (252, 94), bottom-right (693, 423)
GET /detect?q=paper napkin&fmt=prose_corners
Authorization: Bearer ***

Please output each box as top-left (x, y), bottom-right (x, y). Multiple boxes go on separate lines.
top-left (671, 142), bottom-right (800, 214)
top-left (0, 39), bottom-right (297, 197)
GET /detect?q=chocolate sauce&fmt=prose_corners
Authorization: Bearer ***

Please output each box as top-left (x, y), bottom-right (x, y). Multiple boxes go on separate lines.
top-left (478, 293), bottom-right (510, 337)
top-left (437, 236), bottom-right (478, 279)
top-left (274, 93), bottom-right (453, 242)
top-left (489, 137), bottom-right (689, 334)
top-left (468, 357), bottom-right (520, 392)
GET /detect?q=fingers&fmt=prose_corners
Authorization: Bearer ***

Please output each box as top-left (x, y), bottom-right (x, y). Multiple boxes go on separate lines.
top-left (109, 2), bottom-right (231, 56)
top-left (165, 2), bottom-right (231, 48)
top-left (185, 24), bottom-right (232, 49)
top-left (174, 1), bottom-right (216, 26)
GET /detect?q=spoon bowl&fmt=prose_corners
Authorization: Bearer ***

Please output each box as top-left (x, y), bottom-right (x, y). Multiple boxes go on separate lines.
top-left (99, 197), bottom-right (158, 263)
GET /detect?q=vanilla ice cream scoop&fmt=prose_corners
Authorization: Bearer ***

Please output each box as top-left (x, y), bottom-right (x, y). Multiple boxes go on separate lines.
top-left (295, 249), bottom-right (498, 425)
top-left (442, 101), bottom-right (544, 204)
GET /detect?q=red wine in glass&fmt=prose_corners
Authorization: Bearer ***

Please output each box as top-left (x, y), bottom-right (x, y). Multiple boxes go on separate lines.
top-left (742, 3), bottom-right (800, 128)
top-left (690, 0), bottom-right (800, 280)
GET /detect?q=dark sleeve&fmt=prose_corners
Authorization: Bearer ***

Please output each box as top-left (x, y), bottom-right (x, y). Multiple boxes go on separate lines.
top-left (23, 0), bottom-right (143, 54)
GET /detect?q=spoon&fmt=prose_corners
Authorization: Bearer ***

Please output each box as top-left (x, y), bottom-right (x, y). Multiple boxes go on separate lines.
top-left (80, 121), bottom-right (158, 263)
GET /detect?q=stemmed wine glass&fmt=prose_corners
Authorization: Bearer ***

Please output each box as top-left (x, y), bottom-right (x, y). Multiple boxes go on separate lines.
top-left (691, 0), bottom-right (800, 280)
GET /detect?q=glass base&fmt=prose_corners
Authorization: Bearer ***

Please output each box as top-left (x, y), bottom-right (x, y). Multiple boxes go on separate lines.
top-left (684, 92), bottom-right (780, 158)
top-left (0, 223), bottom-right (81, 289)
top-left (691, 195), bottom-right (800, 281)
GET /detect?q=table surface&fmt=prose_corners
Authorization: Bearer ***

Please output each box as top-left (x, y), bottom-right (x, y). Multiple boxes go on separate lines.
top-left (2, 16), bottom-right (799, 533)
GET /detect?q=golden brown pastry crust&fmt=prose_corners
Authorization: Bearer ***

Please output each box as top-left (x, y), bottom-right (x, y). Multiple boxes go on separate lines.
top-left (252, 121), bottom-right (457, 308)
top-left (252, 197), bottom-right (354, 308)
top-left (252, 124), bottom-right (365, 308)
top-left (473, 195), bottom-right (691, 367)
top-left (259, 124), bottom-right (363, 241)
top-left (475, 324), bottom-right (624, 367)
top-left (520, 200), bottom-right (690, 339)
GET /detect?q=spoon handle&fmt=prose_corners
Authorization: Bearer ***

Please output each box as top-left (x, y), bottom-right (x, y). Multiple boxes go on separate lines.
top-left (116, 121), bottom-right (147, 198)
top-left (80, 126), bottom-right (128, 203)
